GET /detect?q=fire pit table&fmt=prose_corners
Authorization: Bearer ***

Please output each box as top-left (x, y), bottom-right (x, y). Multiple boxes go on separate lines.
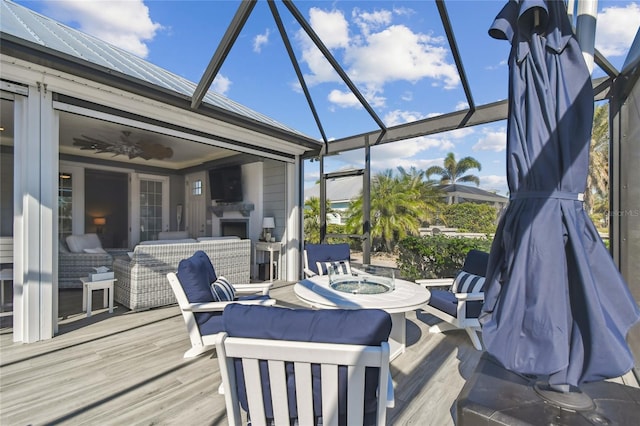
top-left (294, 273), bottom-right (430, 360)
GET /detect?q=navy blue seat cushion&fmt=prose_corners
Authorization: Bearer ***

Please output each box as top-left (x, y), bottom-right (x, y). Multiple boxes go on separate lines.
top-left (197, 312), bottom-right (224, 336)
top-left (223, 304), bottom-right (392, 425)
top-left (305, 243), bottom-right (351, 275)
top-left (177, 250), bottom-right (218, 331)
top-left (462, 250), bottom-right (489, 276)
top-left (429, 289), bottom-right (483, 318)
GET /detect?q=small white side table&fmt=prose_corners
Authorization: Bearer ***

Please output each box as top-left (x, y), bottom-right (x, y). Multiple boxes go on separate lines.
top-left (254, 241), bottom-right (282, 282)
top-left (80, 277), bottom-right (115, 317)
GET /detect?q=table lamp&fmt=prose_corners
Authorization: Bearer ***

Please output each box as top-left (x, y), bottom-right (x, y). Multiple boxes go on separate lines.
top-left (262, 217), bottom-right (275, 241)
top-left (93, 217), bottom-right (106, 234)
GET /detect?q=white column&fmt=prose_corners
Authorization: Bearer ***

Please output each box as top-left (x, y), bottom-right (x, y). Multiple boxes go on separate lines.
top-left (13, 83), bottom-right (58, 343)
top-left (283, 157), bottom-right (301, 281)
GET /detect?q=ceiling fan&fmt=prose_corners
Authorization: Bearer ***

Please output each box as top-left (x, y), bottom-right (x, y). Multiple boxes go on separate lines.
top-left (72, 130), bottom-right (174, 160)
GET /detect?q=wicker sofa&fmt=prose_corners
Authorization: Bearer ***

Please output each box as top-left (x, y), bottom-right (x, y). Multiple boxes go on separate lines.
top-left (113, 238), bottom-right (251, 311)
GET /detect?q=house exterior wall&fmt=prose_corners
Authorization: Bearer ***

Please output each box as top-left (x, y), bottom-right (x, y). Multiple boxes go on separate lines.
top-left (0, 149), bottom-right (13, 236)
top-left (1, 54), bottom-right (307, 342)
top-left (262, 159), bottom-right (287, 279)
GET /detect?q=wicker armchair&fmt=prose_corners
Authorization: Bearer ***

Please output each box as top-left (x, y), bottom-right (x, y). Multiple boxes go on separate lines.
top-left (58, 234), bottom-right (114, 289)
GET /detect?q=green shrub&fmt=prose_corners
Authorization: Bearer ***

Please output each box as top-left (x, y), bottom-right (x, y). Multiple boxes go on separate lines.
top-left (398, 235), bottom-right (492, 280)
top-left (441, 203), bottom-right (498, 233)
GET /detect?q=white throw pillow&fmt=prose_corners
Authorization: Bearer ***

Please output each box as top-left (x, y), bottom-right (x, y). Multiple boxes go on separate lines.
top-left (211, 276), bottom-right (236, 301)
top-left (83, 247), bottom-right (107, 254)
top-left (317, 260), bottom-right (351, 276)
top-left (66, 233), bottom-right (103, 253)
top-left (451, 271), bottom-right (485, 293)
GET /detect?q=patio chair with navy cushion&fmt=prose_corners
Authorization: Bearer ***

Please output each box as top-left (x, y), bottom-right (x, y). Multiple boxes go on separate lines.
top-left (416, 249), bottom-right (489, 350)
top-left (303, 242), bottom-right (352, 278)
top-left (166, 250), bottom-right (275, 358)
top-left (216, 304), bottom-right (394, 426)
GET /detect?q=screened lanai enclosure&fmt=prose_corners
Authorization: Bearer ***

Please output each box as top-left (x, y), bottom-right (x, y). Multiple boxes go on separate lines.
top-left (1, 0), bottom-right (639, 389)
top-left (187, 1), bottom-right (640, 381)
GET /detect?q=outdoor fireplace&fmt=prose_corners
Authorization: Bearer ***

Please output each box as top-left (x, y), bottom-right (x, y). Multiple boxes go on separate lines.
top-left (220, 219), bottom-right (248, 239)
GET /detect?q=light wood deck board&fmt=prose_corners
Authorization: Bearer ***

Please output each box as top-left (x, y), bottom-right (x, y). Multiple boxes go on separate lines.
top-left (1, 284), bottom-right (481, 425)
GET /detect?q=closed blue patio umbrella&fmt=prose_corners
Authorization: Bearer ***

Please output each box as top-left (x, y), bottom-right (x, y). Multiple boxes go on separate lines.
top-left (480, 0), bottom-right (640, 401)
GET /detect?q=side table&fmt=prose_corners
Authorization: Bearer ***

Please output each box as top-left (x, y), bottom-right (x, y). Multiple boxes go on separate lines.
top-left (254, 241), bottom-right (282, 282)
top-left (80, 277), bottom-right (115, 317)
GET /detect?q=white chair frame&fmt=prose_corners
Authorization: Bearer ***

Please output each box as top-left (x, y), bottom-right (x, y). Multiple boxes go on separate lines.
top-left (416, 278), bottom-right (484, 350)
top-left (216, 333), bottom-right (393, 426)
top-left (167, 272), bottom-right (275, 358)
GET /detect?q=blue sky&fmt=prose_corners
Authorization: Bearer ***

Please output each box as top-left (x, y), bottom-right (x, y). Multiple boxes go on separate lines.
top-left (14, 0), bottom-right (640, 195)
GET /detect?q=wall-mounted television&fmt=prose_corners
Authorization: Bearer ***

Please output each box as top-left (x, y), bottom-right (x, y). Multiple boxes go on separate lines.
top-left (209, 165), bottom-right (243, 203)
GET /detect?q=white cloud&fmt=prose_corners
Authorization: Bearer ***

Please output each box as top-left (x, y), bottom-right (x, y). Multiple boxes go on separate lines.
top-left (384, 109), bottom-right (425, 126)
top-left (455, 101), bottom-right (469, 111)
top-left (328, 89), bottom-right (360, 108)
top-left (253, 29), bottom-right (270, 53)
top-left (485, 59), bottom-right (507, 70)
top-left (473, 128), bottom-right (506, 152)
top-left (345, 25), bottom-right (459, 89)
top-left (596, 3), bottom-right (640, 57)
top-left (445, 127), bottom-right (474, 139)
top-left (352, 8), bottom-right (392, 36)
top-left (43, 0), bottom-right (162, 58)
top-left (480, 175), bottom-right (509, 195)
top-left (212, 74), bottom-right (231, 96)
top-left (308, 8), bottom-right (350, 49)
top-left (298, 5), bottom-right (460, 109)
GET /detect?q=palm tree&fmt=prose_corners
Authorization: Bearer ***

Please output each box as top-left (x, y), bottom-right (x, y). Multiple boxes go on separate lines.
top-left (397, 166), bottom-right (444, 224)
top-left (426, 152), bottom-right (482, 186)
top-left (303, 196), bottom-right (333, 243)
top-left (345, 169), bottom-right (425, 252)
top-left (586, 104), bottom-right (609, 215)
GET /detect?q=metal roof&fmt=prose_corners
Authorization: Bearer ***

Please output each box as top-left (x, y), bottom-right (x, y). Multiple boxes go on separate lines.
top-left (304, 174), bottom-right (363, 202)
top-left (305, 178), bottom-right (509, 205)
top-left (0, 0), bottom-right (310, 139)
top-left (438, 183), bottom-right (508, 204)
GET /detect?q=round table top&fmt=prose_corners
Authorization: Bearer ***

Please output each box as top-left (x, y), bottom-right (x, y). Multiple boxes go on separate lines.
top-left (294, 275), bottom-right (430, 314)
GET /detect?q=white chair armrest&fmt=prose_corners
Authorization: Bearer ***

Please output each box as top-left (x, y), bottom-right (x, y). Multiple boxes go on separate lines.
top-left (416, 278), bottom-right (453, 287)
top-left (184, 302), bottom-right (229, 312)
top-left (303, 267), bottom-right (317, 277)
top-left (454, 292), bottom-right (484, 302)
top-left (185, 298), bottom-right (275, 312)
top-left (234, 282), bottom-right (272, 296)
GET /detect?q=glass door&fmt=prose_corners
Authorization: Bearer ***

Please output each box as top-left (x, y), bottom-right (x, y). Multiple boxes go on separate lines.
top-left (131, 174), bottom-right (169, 244)
top-left (58, 173), bottom-right (73, 241)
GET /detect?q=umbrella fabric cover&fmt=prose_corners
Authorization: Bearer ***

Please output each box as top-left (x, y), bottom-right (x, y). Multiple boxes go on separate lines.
top-left (481, 0), bottom-right (640, 387)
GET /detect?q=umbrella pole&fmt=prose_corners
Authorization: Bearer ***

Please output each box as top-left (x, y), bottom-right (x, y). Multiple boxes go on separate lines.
top-left (576, 0), bottom-right (598, 74)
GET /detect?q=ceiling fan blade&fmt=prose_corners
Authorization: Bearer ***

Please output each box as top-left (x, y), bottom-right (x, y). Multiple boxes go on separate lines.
top-left (72, 131), bottom-right (173, 161)
top-left (138, 140), bottom-right (174, 160)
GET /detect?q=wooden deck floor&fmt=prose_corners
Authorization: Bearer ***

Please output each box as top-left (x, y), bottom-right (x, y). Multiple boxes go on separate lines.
top-left (0, 283), bottom-right (490, 425)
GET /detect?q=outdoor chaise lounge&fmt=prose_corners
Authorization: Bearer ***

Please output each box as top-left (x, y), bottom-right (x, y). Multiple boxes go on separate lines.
top-left (216, 304), bottom-right (394, 426)
top-left (167, 250), bottom-right (274, 358)
top-left (417, 249), bottom-right (489, 350)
